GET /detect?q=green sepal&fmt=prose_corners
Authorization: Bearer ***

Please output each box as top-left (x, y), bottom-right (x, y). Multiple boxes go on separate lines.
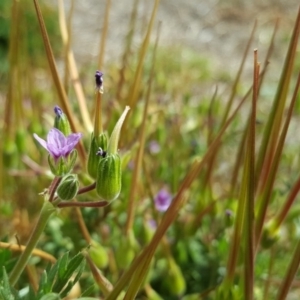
top-left (87, 132), bottom-right (108, 179)
top-left (96, 153), bottom-right (121, 201)
top-left (54, 110), bottom-right (71, 136)
top-left (57, 174), bottom-right (79, 201)
top-left (48, 150), bottom-right (78, 176)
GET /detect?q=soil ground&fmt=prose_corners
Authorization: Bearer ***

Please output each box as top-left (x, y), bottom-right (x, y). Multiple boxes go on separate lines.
top-left (48, 0), bottom-right (299, 78)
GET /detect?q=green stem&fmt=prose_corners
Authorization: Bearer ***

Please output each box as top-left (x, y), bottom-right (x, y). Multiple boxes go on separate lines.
top-left (94, 91), bottom-right (102, 137)
top-left (9, 201), bottom-right (56, 286)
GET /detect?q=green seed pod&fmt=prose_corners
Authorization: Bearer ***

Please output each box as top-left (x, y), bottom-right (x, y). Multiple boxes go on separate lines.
top-left (3, 139), bottom-right (18, 168)
top-left (87, 132), bottom-right (108, 179)
top-left (96, 153), bottom-right (121, 201)
top-left (53, 106), bottom-right (71, 136)
top-left (89, 241), bottom-right (109, 269)
top-left (115, 233), bottom-right (137, 269)
top-left (261, 220), bottom-right (280, 249)
top-left (163, 259), bottom-right (186, 296)
top-left (57, 174), bottom-right (79, 201)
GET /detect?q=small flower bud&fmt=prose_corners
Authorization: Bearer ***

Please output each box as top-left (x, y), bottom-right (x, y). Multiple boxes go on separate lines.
top-left (95, 70), bottom-right (104, 93)
top-left (96, 154), bottom-right (121, 201)
top-left (56, 174), bottom-right (79, 201)
top-left (54, 106), bottom-right (71, 136)
top-left (89, 241), bottom-right (109, 269)
top-left (87, 132), bottom-right (108, 179)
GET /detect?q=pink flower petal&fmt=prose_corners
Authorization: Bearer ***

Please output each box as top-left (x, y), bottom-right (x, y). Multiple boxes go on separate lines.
top-left (33, 134), bottom-right (48, 151)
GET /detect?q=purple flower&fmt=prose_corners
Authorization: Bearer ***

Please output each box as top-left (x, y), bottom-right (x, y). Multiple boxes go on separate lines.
top-left (148, 140), bottom-right (161, 154)
top-left (33, 128), bottom-right (82, 161)
top-left (154, 189), bottom-right (172, 212)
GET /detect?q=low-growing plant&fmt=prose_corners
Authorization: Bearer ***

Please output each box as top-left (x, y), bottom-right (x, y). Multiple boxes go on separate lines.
top-left (0, 0), bottom-right (300, 300)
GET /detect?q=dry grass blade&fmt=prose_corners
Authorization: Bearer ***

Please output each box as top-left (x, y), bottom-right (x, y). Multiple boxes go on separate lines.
top-left (125, 23), bottom-right (161, 236)
top-left (243, 49), bottom-right (259, 300)
top-left (98, 0), bottom-right (111, 70)
top-left (58, 0), bottom-right (93, 132)
top-left (255, 71), bottom-right (300, 248)
top-left (0, 242), bottom-right (56, 264)
top-left (33, 0), bottom-right (86, 163)
top-left (255, 7), bottom-right (300, 191)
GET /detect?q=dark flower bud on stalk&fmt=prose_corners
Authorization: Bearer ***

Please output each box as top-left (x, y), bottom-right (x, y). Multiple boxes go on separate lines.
top-left (95, 70), bottom-right (104, 94)
top-left (54, 105), bottom-right (71, 136)
top-left (57, 174), bottom-right (79, 201)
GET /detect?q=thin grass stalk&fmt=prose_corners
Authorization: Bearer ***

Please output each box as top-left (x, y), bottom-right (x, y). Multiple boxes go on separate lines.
top-left (263, 248), bottom-right (275, 300)
top-left (98, 0), bottom-right (111, 70)
top-left (9, 201), bottom-right (56, 286)
top-left (243, 50), bottom-right (259, 300)
top-left (255, 72), bottom-right (300, 248)
top-left (123, 246), bottom-right (154, 299)
top-left (221, 149), bottom-right (248, 292)
top-left (0, 0), bottom-right (20, 200)
top-left (94, 92), bottom-right (103, 137)
top-left (107, 85), bottom-right (251, 299)
top-left (257, 19), bottom-right (279, 92)
top-left (0, 242), bottom-right (56, 264)
top-left (26, 265), bottom-right (38, 293)
top-left (207, 86), bottom-right (218, 146)
top-left (57, 0), bottom-right (70, 92)
top-left (203, 21), bottom-right (257, 189)
top-left (255, 7), bottom-right (300, 190)
top-left (275, 174), bottom-right (300, 227)
top-left (126, 0), bottom-right (160, 112)
top-left (275, 238), bottom-right (300, 300)
top-left (116, 0), bottom-right (139, 102)
top-left (65, 1), bottom-right (74, 93)
top-left (125, 23), bottom-right (160, 236)
top-left (85, 254), bottom-right (113, 296)
top-left (74, 204), bottom-right (92, 244)
top-left (256, 72), bottom-right (300, 237)
top-left (229, 119), bottom-right (248, 199)
top-left (6, 0), bottom-right (20, 139)
top-left (221, 21), bottom-right (257, 126)
top-left (33, 0), bottom-right (86, 164)
top-left (57, 0), bottom-right (92, 132)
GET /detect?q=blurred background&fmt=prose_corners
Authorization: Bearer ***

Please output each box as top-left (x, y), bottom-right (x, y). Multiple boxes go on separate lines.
top-left (0, 0), bottom-right (300, 299)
